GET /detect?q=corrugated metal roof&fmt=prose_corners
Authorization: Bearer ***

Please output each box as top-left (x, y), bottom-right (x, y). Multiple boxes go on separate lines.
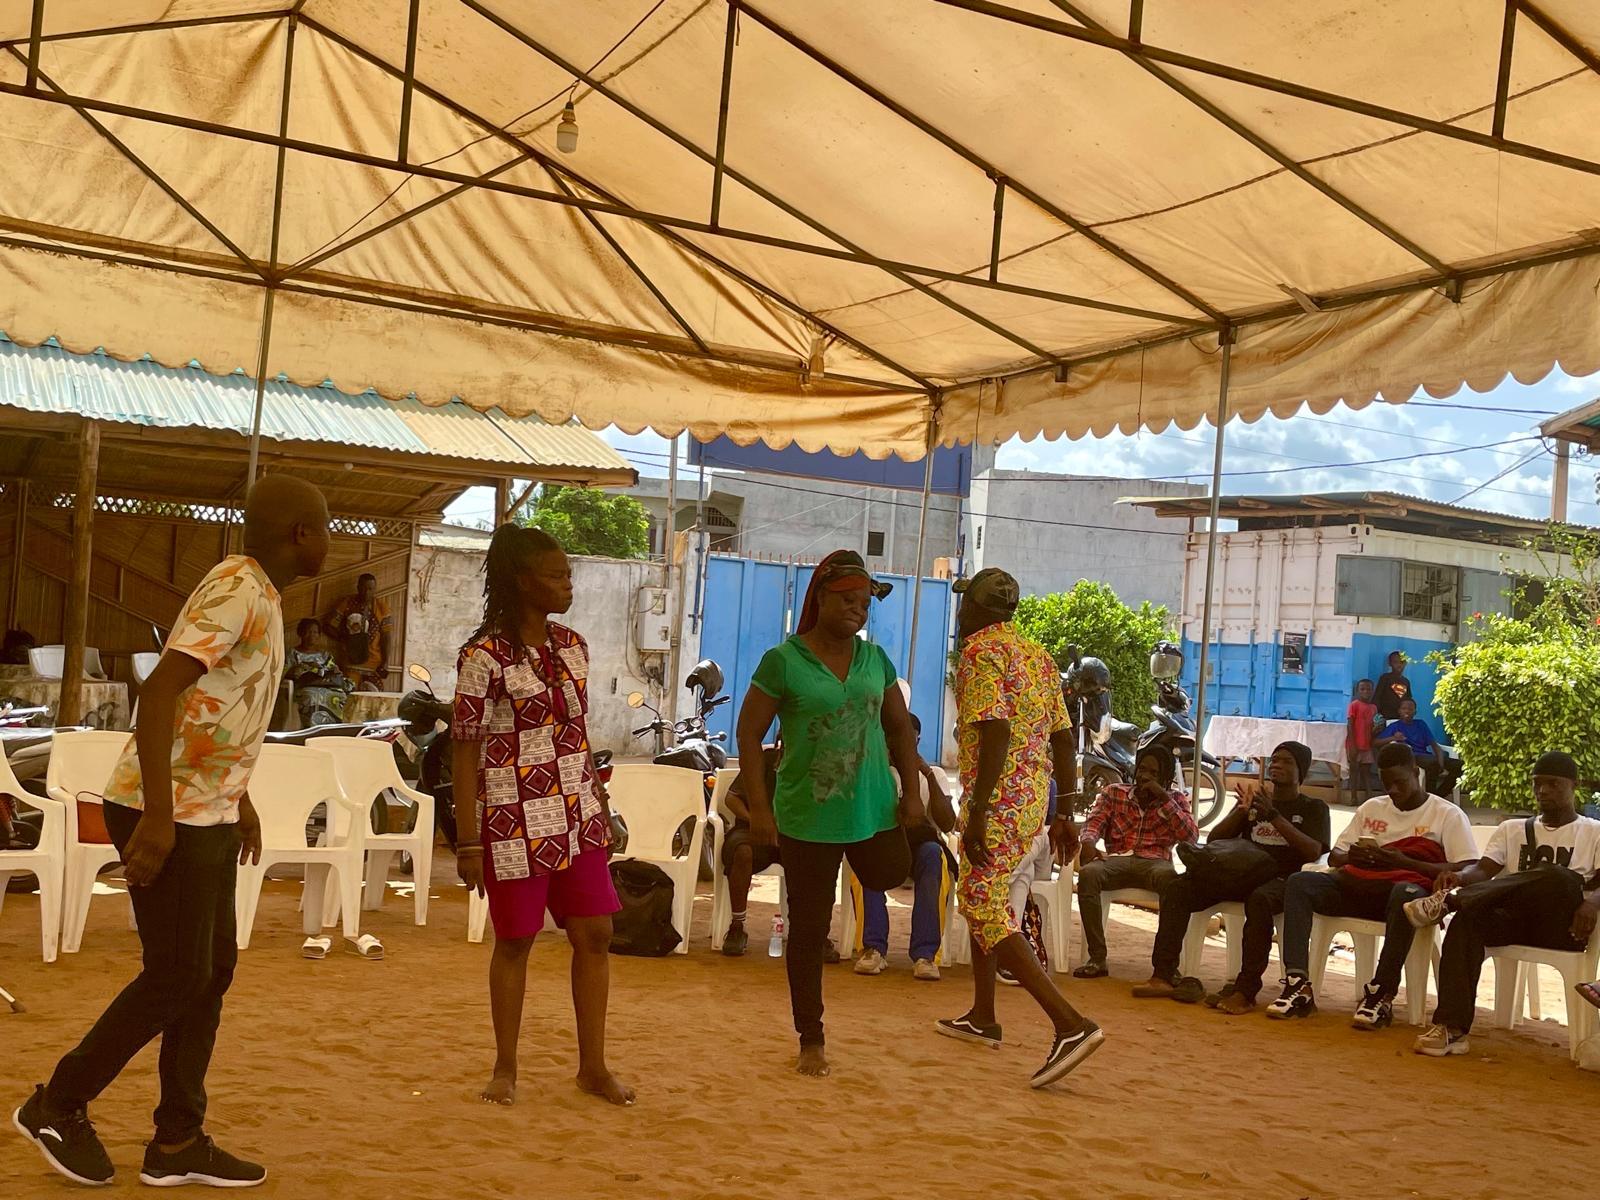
top-left (0, 336), bottom-right (635, 478)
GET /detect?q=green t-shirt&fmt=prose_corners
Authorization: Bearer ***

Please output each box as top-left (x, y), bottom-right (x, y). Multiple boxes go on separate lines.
top-left (751, 635), bottom-right (899, 844)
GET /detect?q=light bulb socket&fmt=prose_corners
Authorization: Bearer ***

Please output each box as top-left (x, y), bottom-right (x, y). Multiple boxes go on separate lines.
top-left (556, 102), bottom-right (579, 154)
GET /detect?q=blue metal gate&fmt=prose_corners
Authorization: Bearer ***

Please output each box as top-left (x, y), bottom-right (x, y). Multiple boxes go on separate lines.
top-left (698, 555), bottom-right (951, 761)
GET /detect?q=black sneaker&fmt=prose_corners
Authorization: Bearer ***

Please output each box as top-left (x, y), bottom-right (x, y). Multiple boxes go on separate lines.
top-left (934, 1014), bottom-right (1002, 1049)
top-left (823, 939), bottom-right (841, 965)
top-left (140, 1134), bottom-right (266, 1188)
top-left (1265, 976), bottom-right (1316, 1020)
top-left (12, 1085), bottom-right (114, 1186)
top-left (721, 924), bottom-right (749, 957)
top-left (997, 966), bottom-right (1021, 987)
top-left (1030, 1021), bottom-right (1105, 1089)
top-left (1351, 984), bottom-right (1394, 1031)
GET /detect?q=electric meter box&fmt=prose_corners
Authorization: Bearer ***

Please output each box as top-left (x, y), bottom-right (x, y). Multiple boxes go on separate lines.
top-left (634, 586), bottom-right (672, 653)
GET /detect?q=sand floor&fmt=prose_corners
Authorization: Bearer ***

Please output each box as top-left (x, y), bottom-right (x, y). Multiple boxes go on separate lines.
top-left (2, 866), bottom-right (1595, 1200)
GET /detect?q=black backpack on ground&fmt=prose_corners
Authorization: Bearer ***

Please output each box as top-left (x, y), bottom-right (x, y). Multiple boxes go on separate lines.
top-left (608, 860), bottom-right (682, 956)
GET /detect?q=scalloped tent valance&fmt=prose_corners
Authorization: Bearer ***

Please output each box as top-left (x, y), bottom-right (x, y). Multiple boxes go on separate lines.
top-left (0, 1), bottom-right (1597, 460)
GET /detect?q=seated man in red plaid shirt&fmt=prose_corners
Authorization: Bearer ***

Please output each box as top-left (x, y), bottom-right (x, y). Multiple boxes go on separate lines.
top-left (1072, 744), bottom-right (1198, 979)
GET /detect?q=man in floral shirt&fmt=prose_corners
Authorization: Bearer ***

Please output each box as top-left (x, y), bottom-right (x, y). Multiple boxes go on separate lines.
top-left (936, 568), bottom-right (1105, 1089)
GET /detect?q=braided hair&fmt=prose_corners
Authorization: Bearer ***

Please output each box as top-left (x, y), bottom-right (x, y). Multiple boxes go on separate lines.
top-left (466, 524), bottom-right (562, 665)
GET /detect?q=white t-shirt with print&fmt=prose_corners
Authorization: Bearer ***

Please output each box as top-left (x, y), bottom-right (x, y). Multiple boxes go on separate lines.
top-left (1482, 814), bottom-right (1600, 877)
top-left (1334, 793), bottom-right (1477, 863)
top-left (105, 556), bottom-right (284, 826)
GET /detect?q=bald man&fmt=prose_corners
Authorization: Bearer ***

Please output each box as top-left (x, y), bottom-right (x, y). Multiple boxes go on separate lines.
top-left (14, 476), bottom-right (330, 1189)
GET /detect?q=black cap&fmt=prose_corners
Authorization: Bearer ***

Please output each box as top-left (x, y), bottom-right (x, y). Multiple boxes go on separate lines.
top-left (1273, 740), bottom-right (1313, 782)
top-left (1533, 751), bottom-right (1579, 782)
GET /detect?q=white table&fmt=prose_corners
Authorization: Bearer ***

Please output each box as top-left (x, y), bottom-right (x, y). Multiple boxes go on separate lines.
top-left (1203, 715), bottom-right (1347, 776)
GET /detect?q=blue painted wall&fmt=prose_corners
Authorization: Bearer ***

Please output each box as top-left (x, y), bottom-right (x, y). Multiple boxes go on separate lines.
top-left (1181, 631), bottom-right (1451, 725)
top-left (699, 556), bottom-right (950, 761)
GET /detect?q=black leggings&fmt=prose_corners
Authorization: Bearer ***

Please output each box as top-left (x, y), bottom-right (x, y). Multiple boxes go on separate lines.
top-left (780, 827), bottom-right (910, 1048)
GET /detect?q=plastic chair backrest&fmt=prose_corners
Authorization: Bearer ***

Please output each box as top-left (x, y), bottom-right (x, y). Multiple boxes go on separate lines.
top-left (28, 645), bottom-right (65, 679)
top-left (710, 767), bottom-right (741, 824)
top-left (250, 744), bottom-right (347, 847)
top-left (0, 743), bottom-right (28, 809)
top-left (131, 652), bottom-right (160, 685)
top-left (608, 764), bottom-right (704, 860)
top-left (315, 739), bottom-right (400, 838)
top-left (46, 731), bottom-right (132, 806)
top-left (1471, 821), bottom-right (1502, 855)
top-left (84, 648), bottom-right (107, 680)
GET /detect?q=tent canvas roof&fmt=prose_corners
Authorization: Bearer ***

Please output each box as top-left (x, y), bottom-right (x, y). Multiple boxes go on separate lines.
top-left (1, 2), bottom-right (1598, 458)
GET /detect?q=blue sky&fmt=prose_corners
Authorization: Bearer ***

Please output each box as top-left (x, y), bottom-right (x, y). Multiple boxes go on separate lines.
top-left (448, 368), bottom-right (1599, 526)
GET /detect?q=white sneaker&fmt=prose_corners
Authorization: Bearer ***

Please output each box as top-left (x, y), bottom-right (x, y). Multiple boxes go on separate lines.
top-left (1413, 1023), bottom-right (1470, 1056)
top-left (1404, 890), bottom-right (1451, 929)
top-left (913, 958), bottom-right (941, 981)
top-left (854, 949), bottom-right (887, 975)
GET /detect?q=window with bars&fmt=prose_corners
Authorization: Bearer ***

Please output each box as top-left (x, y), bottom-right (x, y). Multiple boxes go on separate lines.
top-left (1335, 555), bottom-right (1469, 626)
top-left (866, 530), bottom-right (885, 557)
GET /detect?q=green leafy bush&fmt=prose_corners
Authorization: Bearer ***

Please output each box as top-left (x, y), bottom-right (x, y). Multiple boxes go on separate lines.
top-left (1012, 581), bottom-right (1174, 726)
top-left (1432, 528), bottom-right (1600, 812)
top-left (519, 485), bottom-right (649, 559)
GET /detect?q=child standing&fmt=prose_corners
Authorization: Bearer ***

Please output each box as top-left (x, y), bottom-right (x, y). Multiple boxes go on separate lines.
top-left (1345, 679), bottom-right (1379, 803)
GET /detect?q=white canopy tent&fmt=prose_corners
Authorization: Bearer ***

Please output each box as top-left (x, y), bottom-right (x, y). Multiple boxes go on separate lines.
top-left (2, 0), bottom-right (1599, 745)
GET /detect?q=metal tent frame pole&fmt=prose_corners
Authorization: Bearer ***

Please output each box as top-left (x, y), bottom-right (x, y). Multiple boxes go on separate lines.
top-left (664, 433), bottom-right (681, 730)
top-left (904, 411), bottom-right (938, 689)
top-left (1188, 333), bottom-right (1233, 801)
top-left (246, 14), bottom-right (296, 485)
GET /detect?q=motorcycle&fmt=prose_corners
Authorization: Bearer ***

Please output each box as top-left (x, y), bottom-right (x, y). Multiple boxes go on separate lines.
top-left (1062, 646), bottom-right (1226, 828)
top-left (623, 658), bottom-right (730, 878)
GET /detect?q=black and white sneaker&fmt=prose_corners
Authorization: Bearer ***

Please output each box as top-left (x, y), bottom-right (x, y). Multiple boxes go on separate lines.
top-left (1029, 1021), bottom-right (1105, 1089)
top-left (1351, 984), bottom-right (1394, 1031)
top-left (12, 1084), bottom-right (114, 1186)
top-left (140, 1135), bottom-right (266, 1189)
top-left (934, 1014), bottom-right (1003, 1049)
top-left (1264, 976), bottom-right (1316, 1020)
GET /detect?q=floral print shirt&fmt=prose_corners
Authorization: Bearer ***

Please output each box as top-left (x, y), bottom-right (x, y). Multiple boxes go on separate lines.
top-left (452, 625), bottom-right (609, 881)
top-left (105, 556), bottom-right (284, 826)
top-left (956, 622), bottom-right (1070, 818)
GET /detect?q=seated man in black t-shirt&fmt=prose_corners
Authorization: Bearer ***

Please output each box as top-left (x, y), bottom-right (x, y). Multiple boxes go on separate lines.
top-left (1132, 741), bottom-right (1331, 1011)
top-left (720, 745), bottom-right (784, 956)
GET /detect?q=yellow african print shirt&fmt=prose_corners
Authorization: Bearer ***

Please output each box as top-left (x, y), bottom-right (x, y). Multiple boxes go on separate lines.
top-left (105, 556), bottom-right (285, 826)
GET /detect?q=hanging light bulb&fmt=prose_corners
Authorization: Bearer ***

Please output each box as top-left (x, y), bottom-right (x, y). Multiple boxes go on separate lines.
top-left (556, 101), bottom-right (579, 153)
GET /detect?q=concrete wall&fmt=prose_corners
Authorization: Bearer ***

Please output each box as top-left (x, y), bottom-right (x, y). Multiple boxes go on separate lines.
top-left (966, 473), bottom-right (1202, 610)
top-left (405, 527), bottom-right (699, 755)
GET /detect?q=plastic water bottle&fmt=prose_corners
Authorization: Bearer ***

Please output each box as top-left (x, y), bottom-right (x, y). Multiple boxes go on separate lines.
top-left (768, 914), bottom-right (785, 958)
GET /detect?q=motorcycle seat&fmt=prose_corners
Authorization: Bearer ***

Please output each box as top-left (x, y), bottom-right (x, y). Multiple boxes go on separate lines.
top-left (1108, 718), bottom-right (1142, 743)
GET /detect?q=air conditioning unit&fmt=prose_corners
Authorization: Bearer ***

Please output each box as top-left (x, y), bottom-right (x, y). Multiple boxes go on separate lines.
top-left (635, 586), bottom-right (672, 653)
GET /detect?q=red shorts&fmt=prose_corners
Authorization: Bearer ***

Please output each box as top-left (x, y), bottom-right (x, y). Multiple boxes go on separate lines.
top-left (484, 848), bottom-right (620, 941)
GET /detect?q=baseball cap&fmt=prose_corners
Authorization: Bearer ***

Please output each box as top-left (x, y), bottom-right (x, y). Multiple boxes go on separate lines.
top-left (954, 567), bottom-right (1020, 615)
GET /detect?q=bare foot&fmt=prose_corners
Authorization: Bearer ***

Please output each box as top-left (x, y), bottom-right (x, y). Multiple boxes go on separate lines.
top-left (796, 1045), bottom-right (831, 1077)
top-left (576, 1070), bottom-right (636, 1106)
top-left (481, 1068), bottom-right (516, 1106)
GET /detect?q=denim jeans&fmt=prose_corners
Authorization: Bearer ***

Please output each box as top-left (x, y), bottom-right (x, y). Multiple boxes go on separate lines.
top-left (860, 839), bottom-right (948, 961)
top-left (46, 802), bottom-right (240, 1144)
top-left (1281, 870), bottom-right (1426, 999)
top-left (1075, 855), bottom-right (1178, 966)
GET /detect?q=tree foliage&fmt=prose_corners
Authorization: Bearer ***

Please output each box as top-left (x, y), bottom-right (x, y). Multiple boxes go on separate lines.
top-left (519, 486), bottom-right (649, 560)
top-left (1432, 528), bottom-right (1600, 812)
top-left (1012, 580), bottom-right (1174, 725)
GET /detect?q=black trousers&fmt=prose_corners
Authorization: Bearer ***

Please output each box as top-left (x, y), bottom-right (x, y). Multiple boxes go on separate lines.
top-left (1149, 873), bottom-right (1289, 1001)
top-left (1433, 868), bottom-right (1584, 1033)
top-left (779, 827), bottom-right (910, 1048)
top-left (46, 802), bottom-right (240, 1144)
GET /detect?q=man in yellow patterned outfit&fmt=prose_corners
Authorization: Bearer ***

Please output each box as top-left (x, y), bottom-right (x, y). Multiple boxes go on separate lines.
top-left (935, 568), bottom-right (1105, 1088)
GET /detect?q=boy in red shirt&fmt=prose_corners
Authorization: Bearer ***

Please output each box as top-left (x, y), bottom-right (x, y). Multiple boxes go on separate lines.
top-left (1345, 679), bottom-right (1379, 802)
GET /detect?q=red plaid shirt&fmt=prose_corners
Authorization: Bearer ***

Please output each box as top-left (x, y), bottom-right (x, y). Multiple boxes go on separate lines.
top-left (1079, 784), bottom-right (1198, 860)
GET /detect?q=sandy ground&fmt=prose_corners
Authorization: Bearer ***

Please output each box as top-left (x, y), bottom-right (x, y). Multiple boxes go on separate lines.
top-left (2, 863), bottom-right (1595, 1200)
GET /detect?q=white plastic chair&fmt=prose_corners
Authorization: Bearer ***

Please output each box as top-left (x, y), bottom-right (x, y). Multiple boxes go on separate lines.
top-left (27, 645), bottom-right (65, 679)
top-left (129, 651), bottom-right (160, 727)
top-left (1181, 899), bottom-right (1286, 983)
top-left (0, 746), bottom-right (66, 962)
top-left (314, 739), bottom-right (435, 926)
top-left (607, 764), bottom-right (706, 955)
top-left (1308, 912), bottom-right (1440, 1026)
top-left (943, 850), bottom-right (1076, 974)
top-left (234, 744), bottom-right (366, 949)
top-left (706, 766), bottom-right (788, 949)
top-left (1490, 929), bottom-right (1600, 1061)
top-left (47, 730), bottom-right (134, 954)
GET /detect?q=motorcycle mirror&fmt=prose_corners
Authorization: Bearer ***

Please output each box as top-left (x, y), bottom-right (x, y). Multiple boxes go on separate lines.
top-left (408, 663), bottom-right (432, 685)
top-left (626, 691), bottom-right (646, 709)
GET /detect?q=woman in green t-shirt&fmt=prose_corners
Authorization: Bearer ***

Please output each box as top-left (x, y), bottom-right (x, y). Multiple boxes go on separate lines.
top-left (735, 549), bottom-right (927, 1078)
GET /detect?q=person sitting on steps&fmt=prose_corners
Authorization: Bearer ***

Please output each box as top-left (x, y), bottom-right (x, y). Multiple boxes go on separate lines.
top-left (1405, 750), bottom-right (1600, 1057)
top-left (1267, 741), bottom-right (1476, 1029)
top-left (1132, 741), bottom-right (1330, 1011)
top-left (1072, 743), bottom-right (1198, 980)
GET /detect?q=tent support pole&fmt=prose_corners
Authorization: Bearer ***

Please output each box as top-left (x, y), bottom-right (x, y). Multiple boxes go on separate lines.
top-left (1492, 0), bottom-right (1518, 139)
top-left (24, 0), bottom-right (42, 87)
top-left (248, 11), bottom-right (296, 485)
top-left (6, 480), bottom-right (28, 631)
top-left (59, 420), bottom-right (100, 728)
top-left (665, 435), bottom-right (682, 729)
top-left (397, 0), bottom-right (420, 161)
top-left (988, 177), bottom-right (1005, 282)
top-left (905, 409), bottom-right (939, 689)
top-left (1189, 333), bottom-right (1233, 802)
top-left (710, 4), bottom-right (736, 226)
